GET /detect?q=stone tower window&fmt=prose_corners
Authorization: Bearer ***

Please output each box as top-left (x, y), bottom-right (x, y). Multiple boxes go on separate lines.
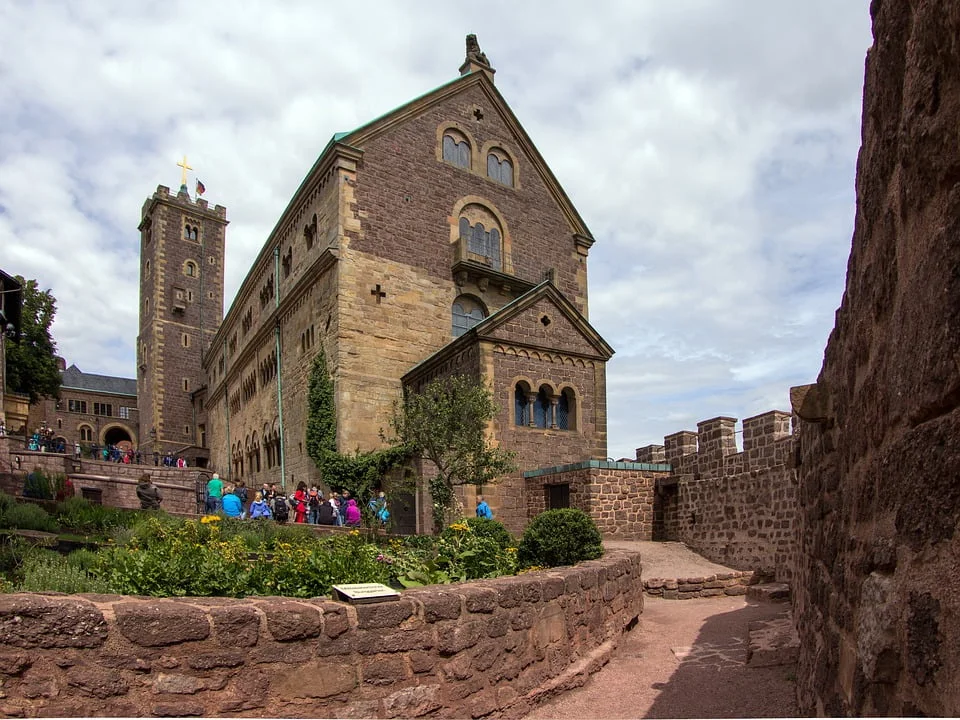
top-left (181, 333), bottom-right (191, 348)
top-left (184, 224), bottom-right (199, 241)
top-left (79, 425), bottom-right (93, 442)
top-left (452, 295), bottom-right (486, 337)
top-left (442, 129), bottom-right (471, 169)
top-left (557, 387), bottom-right (576, 430)
top-left (486, 149), bottom-right (514, 187)
top-left (184, 260), bottom-right (198, 277)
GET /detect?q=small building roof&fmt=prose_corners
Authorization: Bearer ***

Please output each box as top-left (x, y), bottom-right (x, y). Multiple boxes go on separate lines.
top-left (61, 364), bottom-right (137, 397)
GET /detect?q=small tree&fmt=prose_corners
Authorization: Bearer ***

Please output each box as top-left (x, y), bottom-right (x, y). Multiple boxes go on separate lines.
top-left (4, 277), bottom-right (61, 403)
top-left (390, 374), bottom-right (516, 532)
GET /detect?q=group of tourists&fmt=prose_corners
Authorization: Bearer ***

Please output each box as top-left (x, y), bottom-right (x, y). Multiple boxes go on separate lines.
top-left (27, 429), bottom-right (63, 453)
top-left (202, 475), bottom-right (389, 527)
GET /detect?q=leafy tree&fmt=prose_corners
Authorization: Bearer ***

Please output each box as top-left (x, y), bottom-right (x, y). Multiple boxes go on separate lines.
top-left (390, 374), bottom-right (516, 533)
top-left (4, 277), bottom-right (61, 403)
top-left (305, 352), bottom-right (407, 505)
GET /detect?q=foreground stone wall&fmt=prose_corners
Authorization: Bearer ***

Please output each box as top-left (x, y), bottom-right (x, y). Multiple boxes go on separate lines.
top-left (791, 0), bottom-right (960, 715)
top-left (523, 460), bottom-right (667, 540)
top-left (0, 550), bottom-right (642, 718)
top-left (638, 411), bottom-right (797, 581)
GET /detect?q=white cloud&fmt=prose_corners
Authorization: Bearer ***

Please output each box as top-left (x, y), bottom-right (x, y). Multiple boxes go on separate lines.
top-left (0, 0), bottom-right (873, 459)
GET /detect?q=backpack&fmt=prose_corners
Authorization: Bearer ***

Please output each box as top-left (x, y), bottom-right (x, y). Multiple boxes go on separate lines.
top-left (237, 487), bottom-right (248, 504)
top-left (273, 495), bottom-right (289, 521)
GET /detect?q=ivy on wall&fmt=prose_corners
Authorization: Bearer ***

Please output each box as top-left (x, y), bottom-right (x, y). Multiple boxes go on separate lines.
top-left (306, 352), bottom-right (407, 500)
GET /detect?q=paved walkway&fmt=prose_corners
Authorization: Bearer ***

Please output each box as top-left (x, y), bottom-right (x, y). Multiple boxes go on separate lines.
top-left (524, 542), bottom-right (798, 719)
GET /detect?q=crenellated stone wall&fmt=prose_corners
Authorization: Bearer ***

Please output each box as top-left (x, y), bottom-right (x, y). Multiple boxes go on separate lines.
top-left (637, 410), bottom-right (798, 581)
top-left (0, 550), bottom-right (642, 718)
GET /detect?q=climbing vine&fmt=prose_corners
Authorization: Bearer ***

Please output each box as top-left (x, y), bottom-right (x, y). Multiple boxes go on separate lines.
top-left (306, 352), bottom-right (408, 501)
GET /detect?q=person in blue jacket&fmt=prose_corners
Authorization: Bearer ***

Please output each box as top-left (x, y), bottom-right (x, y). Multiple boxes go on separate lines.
top-left (476, 495), bottom-right (493, 519)
top-left (221, 486), bottom-right (243, 518)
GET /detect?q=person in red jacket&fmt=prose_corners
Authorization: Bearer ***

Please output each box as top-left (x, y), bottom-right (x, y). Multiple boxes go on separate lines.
top-left (293, 481), bottom-right (308, 524)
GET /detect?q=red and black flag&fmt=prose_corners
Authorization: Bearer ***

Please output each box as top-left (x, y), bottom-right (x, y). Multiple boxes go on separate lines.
top-left (196, 179), bottom-right (206, 196)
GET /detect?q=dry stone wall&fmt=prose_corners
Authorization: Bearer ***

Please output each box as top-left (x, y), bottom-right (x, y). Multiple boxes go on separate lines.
top-left (0, 550), bottom-right (642, 719)
top-left (638, 411), bottom-right (798, 581)
top-left (791, 0), bottom-right (960, 715)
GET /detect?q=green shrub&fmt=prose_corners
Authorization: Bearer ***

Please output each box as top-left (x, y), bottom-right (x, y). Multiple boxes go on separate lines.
top-left (66, 548), bottom-right (101, 572)
top-left (0, 502), bottom-right (57, 533)
top-left (55, 496), bottom-right (133, 535)
top-left (0, 535), bottom-right (30, 574)
top-left (22, 469), bottom-right (53, 500)
top-left (517, 508), bottom-right (602, 568)
top-left (0, 491), bottom-right (14, 514)
top-left (16, 552), bottom-right (109, 594)
top-left (462, 517), bottom-right (515, 549)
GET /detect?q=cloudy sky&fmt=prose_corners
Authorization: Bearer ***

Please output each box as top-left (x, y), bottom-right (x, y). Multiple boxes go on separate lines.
top-left (0, 1), bottom-right (872, 460)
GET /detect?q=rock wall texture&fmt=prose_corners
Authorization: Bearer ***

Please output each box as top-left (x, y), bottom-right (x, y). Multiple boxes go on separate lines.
top-left (0, 550), bottom-right (642, 718)
top-left (522, 461), bottom-right (665, 540)
top-left (792, 0), bottom-right (960, 715)
top-left (638, 411), bottom-right (798, 581)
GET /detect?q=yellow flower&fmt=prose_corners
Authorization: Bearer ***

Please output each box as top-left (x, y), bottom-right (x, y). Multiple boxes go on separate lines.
top-left (200, 515), bottom-right (221, 524)
top-left (349, 530), bottom-right (360, 536)
top-left (506, 547), bottom-right (517, 553)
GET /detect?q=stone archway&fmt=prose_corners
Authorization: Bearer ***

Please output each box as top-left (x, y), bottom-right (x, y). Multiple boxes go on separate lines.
top-left (102, 425), bottom-right (134, 451)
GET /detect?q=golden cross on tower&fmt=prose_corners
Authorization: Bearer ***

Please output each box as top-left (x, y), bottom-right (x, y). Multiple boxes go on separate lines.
top-left (176, 155), bottom-right (193, 187)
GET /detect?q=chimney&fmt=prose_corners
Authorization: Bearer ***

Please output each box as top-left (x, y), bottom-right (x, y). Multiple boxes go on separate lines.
top-left (459, 34), bottom-right (495, 83)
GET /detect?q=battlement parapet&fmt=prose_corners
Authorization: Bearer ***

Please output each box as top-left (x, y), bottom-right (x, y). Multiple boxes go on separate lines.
top-left (150, 184), bottom-right (227, 218)
top-left (639, 409), bottom-right (795, 477)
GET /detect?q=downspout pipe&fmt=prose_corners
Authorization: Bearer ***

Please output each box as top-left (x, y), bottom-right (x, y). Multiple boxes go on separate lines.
top-left (274, 246), bottom-right (287, 492)
top-left (223, 339), bottom-right (231, 480)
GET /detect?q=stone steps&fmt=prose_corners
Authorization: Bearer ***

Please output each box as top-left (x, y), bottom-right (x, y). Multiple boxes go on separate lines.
top-left (747, 582), bottom-right (791, 603)
top-left (746, 614), bottom-right (800, 667)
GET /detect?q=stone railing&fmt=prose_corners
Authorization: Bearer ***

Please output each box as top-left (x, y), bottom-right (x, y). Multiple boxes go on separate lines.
top-left (0, 550), bottom-right (643, 718)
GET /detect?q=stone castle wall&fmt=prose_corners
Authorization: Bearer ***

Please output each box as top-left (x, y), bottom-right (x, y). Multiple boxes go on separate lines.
top-left (0, 439), bottom-right (201, 515)
top-left (523, 461), bottom-right (666, 541)
top-left (791, 0), bottom-right (960, 715)
top-left (0, 550), bottom-right (642, 718)
top-left (637, 411), bottom-right (798, 581)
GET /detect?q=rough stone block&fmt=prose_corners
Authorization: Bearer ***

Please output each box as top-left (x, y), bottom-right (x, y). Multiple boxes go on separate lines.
top-left (187, 650), bottom-right (245, 670)
top-left (0, 595), bottom-right (108, 649)
top-left (153, 673), bottom-right (205, 695)
top-left (355, 599), bottom-right (416, 630)
top-left (437, 620), bottom-right (485, 655)
top-left (65, 665), bottom-right (128, 698)
top-left (746, 583), bottom-right (791, 603)
top-left (272, 659), bottom-right (356, 698)
top-left (320, 602), bottom-right (350, 638)
top-left (724, 585), bottom-right (747, 596)
top-left (361, 654), bottom-right (409, 685)
top-left (114, 601), bottom-right (209, 647)
top-left (383, 684), bottom-right (442, 718)
top-left (261, 601), bottom-right (322, 641)
top-left (210, 606), bottom-right (260, 647)
top-left (414, 591), bottom-right (462, 623)
top-left (152, 702), bottom-right (204, 717)
top-left (747, 616), bottom-right (800, 667)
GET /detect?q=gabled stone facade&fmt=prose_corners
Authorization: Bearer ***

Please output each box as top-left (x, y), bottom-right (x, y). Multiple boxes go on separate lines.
top-left (196, 38), bottom-right (614, 532)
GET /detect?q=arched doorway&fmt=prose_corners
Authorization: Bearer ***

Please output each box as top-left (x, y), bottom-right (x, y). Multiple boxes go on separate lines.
top-left (103, 425), bottom-right (134, 451)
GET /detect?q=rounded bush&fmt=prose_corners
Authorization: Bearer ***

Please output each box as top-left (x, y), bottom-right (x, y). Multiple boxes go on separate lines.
top-left (517, 508), bottom-right (603, 568)
top-left (463, 517), bottom-right (515, 549)
top-left (1, 502), bottom-right (57, 533)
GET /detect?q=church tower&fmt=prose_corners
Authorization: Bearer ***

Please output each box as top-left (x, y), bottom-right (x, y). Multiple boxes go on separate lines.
top-left (137, 168), bottom-right (227, 461)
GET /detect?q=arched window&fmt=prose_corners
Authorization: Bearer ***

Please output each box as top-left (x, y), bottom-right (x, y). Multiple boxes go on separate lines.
top-left (514, 384), bottom-right (529, 426)
top-left (184, 261), bottom-right (197, 277)
top-left (535, 387), bottom-right (551, 429)
top-left (184, 224), bottom-right (198, 241)
top-left (459, 216), bottom-right (501, 270)
top-left (452, 295), bottom-right (486, 337)
top-left (442, 131), bottom-right (471, 169)
top-left (79, 425), bottom-right (93, 442)
top-left (557, 388), bottom-right (577, 430)
top-left (487, 149), bottom-right (514, 187)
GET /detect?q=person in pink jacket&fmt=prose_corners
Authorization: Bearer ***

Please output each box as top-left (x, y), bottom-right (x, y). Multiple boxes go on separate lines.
top-left (344, 498), bottom-right (362, 527)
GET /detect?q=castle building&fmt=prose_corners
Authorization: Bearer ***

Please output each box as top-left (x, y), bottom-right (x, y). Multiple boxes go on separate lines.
top-left (190, 37), bottom-right (615, 532)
